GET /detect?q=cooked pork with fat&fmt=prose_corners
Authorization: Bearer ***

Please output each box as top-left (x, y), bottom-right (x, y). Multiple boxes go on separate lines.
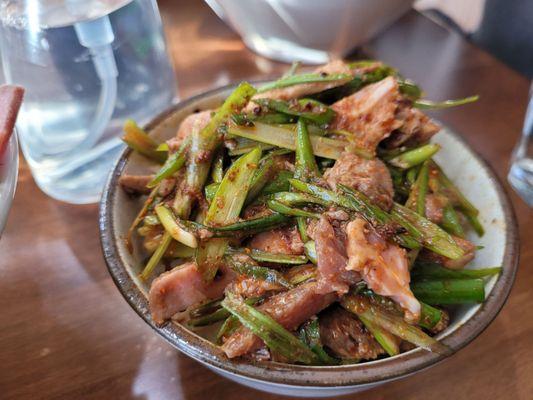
top-left (248, 226), bottom-right (304, 255)
top-left (166, 110), bottom-right (212, 151)
top-left (324, 152), bottom-right (394, 210)
top-left (319, 307), bottom-right (385, 360)
top-left (424, 194), bottom-right (445, 224)
top-left (149, 262), bottom-right (235, 324)
top-left (329, 77), bottom-right (401, 153)
top-left (119, 174), bottom-right (154, 195)
top-left (420, 235), bottom-right (476, 270)
top-left (386, 105), bottom-right (440, 148)
top-left (314, 216), bottom-right (360, 295)
top-left (250, 60), bottom-right (354, 105)
top-left (346, 218), bottom-right (421, 323)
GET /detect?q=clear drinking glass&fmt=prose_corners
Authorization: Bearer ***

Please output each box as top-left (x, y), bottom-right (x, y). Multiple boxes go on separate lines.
top-left (0, 0), bottom-right (177, 204)
top-left (508, 84), bottom-right (533, 206)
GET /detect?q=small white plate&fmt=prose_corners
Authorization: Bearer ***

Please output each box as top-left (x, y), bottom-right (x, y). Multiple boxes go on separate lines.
top-left (0, 133), bottom-right (19, 235)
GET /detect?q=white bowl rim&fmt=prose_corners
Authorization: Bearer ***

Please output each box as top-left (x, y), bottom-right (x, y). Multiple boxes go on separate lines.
top-left (0, 133), bottom-right (19, 234)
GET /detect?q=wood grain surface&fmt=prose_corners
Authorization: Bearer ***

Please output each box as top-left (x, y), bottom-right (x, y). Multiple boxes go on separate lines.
top-left (1, 1), bottom-right (531, 399)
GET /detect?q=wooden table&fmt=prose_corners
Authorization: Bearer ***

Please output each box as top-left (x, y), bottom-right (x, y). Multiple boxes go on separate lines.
top-left (1, 1), bottom-right (532, 399)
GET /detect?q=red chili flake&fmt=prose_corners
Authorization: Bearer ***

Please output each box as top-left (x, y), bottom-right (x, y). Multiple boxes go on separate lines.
top-left (228, 169), bottom-right (238, 182)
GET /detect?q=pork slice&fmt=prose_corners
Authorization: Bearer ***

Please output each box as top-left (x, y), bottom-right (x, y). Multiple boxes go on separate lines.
top-left (346, 218), bottom-right (421, 323)
top-left (324, 152), bottom-right (394, 210)
top-left (226, 277), bottom-right (285, 299)
top-left (119, 174), bottom-right (154, 195)
top-left (158, 177), bottom-right (177, 197)
top-left (319, 307), bottom-right (385, 360)
top-left (351, 61), bottom-right (385, 75)
top-left (314, 216), bottom-right (360, 295)
top-left (166, 110), bottom-right (212, 151)
top-left (221, 282), bottom-right (337, 358)
top-left (149, 262), bottom-right (235, 324)
top-left (424, 194), bottom-right (445, 224)
top-left (306, 209), bottom-right (350, 241)
top-left (0, 85), bottom-right (24, 156)
top-left (249, 60), bottom-right (353, 106)
top-left (420, 236), bottom-right (476, 270)
top-left (329, 77), bottom-right (400, 153)
top-left (248, 226), bottom-right (304, 255)
top-left (386, 105), bottom-right (440, 148)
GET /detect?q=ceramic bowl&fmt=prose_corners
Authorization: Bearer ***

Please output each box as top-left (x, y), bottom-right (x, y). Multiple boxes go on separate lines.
top-left (0, 134), bottom-right (19, 235)
top-left (204, 0), bottom-right (414, 64)
top-left (99, 84), bottom-right (519, 397)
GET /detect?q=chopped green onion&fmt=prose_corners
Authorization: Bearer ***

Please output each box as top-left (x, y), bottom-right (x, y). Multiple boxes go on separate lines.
top-left (254, 98), bottom-right (335, 125)
top-left (388, 144), bottom-right (441, 169)
top-left (294, 119), bottom-right (320, 179)
top-left (122, 119), bottom-right (166, 163)
top-left (140, 232), bottom-right (172, 280)
top-left (418, 302), bottom-right (446, 330)
top-left (228, 122), bottom-right (346, 160)
top-left (245, 159), bottom-right (274, 204)
top-left (358, 314), bottom-right (399, 357)
top-left (197, 147), bottom-right (261, 281)
top-left (257, 73), bottom-right (352, 93)
top-left (285, 263), bottom-right (316, 285)
top-left (398, 78), bottom-right (423, 100)
top-left (204, 182), bottom-right (219, 202)
top-left (271, 191), bottom-right (329, 207)
top-left (341, 295), bottom-right (450, 355)
top-left (297, 217), bottom-right (309, 242)
top-left (299, 319), bottom-right (339, 365)
top-left (441, 203), bottom-right (465, 238)
top-left (228, 247), bottom-right (307, 265)
top-left (217, 315), bottom-right (241, 343)
top-left (414, 95), bottom-right (479, 110)
top-left (411, 279), bottom-right (485, 304)
top-left (303, 241), bottom-right (317, 264)
top-left (148, 136), bottom-right (190, 188)
top-left (212, 213), bottom-right (289, 232)
top-left (155, 204), bottom-right (198, 248)
top-left (282, 61), bottom-right (301, 78)
top-left (267, 199), bottom-right (321, 218)
top-left (226, 255), bottom-right (292, 289)
top-left (125, 185), bottom-right (159, 252)
top-left (412, 263), bottom-right (501, 280)
top-left (391, 203), bottom-right (465, 260)
top-left (262, 170), bottom-right (293, 195)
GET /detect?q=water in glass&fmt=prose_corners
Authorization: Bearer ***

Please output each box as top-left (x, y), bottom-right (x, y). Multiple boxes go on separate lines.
top-left (0, 0), bottom-right (177, 203)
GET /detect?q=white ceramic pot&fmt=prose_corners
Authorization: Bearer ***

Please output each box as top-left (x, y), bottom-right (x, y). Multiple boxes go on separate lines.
top-left (205, 0), bottom-right (414, 63)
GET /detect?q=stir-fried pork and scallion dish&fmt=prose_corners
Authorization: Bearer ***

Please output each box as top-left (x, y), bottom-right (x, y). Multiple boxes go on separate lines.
top-left (120, 60), bottom-right (499, 365)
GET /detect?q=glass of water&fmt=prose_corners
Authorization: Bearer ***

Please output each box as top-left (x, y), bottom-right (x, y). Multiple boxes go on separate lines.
top-left (0, 0), bottom-right (177, 204)
top-left (508, 84), bottom-right (533, 206)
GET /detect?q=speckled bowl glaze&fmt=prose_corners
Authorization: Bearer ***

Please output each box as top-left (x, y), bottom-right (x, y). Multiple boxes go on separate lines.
top-left (100, 84), bottom-right (519, 397)
top-left (0, 134), bottom-right (18, 236)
